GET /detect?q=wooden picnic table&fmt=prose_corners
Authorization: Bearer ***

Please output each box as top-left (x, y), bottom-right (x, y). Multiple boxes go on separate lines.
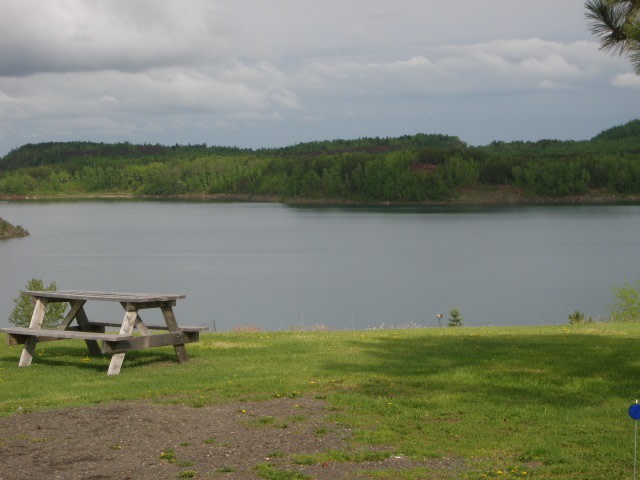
top-left (0, 290), bottom-right (207, 375)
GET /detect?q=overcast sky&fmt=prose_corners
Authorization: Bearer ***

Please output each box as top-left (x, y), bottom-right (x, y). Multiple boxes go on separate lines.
top-left (1, 0), bottom-right (639, 156)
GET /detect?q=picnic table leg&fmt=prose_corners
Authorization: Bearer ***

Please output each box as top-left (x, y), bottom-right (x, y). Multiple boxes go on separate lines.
top-left (75, 307), bottom-right (102, 356)
top-left (107, 309), bottom-right (138, 375)
top-left (58, 300), bottom-right (86, 330)
top-left (161, 305), bottom-right (189, 363)
top-left (18, 298), bottom-right (47, 367)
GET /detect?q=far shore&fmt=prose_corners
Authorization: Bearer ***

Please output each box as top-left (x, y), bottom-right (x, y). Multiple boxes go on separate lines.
top-left (2, 186), bottom-right (640, 206)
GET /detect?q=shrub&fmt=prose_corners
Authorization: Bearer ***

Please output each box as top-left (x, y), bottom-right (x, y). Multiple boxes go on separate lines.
top-left (9, 279), bottom-right (66, 328)
top-left (568, 310), bottom-right (585, 324)
top-left (611, 280), bottom-right (640, 322)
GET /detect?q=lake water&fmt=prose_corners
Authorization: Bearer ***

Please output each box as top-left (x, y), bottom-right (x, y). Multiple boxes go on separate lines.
top-left (1, 201), bottom-right (639, 331)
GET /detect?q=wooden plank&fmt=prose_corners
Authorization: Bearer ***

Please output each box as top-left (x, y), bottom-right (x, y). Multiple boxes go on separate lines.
top-left (161, 305), bottom-right (189, 364)
top-left (122, 300), bottom-right (177, 310)
top-left (1, 327), bottom-right (130, 341)
top-left (101, 331), bottom-right (200, 354)
top-left (107, 310), bottom-right (138, 375)
top-left (85, 321), bottom-right (208, 332)
top-left (58, 300), bottom-right (87, 330)
top-left (88, 321), bottom-right (168, 331)
top-left (75, 307), bottom-right (103, 356)
top-left (18, 298), bottom-right (46, 367)
top-left (23, 290), bottom-right (185, 304)
top-left (134, 316), bottom-right (151, 336)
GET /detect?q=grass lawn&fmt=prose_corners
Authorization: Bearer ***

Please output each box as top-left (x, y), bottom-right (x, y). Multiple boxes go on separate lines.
top-left (1, 323), bottom-right (640, 478)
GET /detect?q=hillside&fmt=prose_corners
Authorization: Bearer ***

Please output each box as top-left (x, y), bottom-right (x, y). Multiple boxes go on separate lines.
top-left (0, 121), bottom-right (639, 203)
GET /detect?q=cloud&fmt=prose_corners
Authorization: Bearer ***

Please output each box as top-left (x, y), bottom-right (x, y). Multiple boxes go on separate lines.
top-left (612, 73), bottom-right (640, 89)
top-left (294, 39), bottom-right (607, 99)
top-left (0, 61), bottom-right (300, 115)
top-left (0, 0), bottom-right (234, 76)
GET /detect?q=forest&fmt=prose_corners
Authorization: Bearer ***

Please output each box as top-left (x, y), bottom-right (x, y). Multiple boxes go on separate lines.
top-left (0, 120), bottom-right (639, 203)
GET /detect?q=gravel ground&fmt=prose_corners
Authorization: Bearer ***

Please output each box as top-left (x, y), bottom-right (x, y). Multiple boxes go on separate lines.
top-left (0, 396), bottom-right (467, 479)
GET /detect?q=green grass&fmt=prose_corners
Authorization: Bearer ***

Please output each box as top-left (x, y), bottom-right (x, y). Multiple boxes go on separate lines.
top-left (2, 323), bottom-right (640, 478)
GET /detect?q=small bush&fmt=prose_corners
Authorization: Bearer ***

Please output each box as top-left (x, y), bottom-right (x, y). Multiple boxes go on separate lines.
top-left (448, 307), bottom-right (463, 327)
top-left (568, 310), bottom-right (585, 324)
top-left (9, 279), bottom-right (66, 328)
top-left (611, 280), bottom-right (640, 322)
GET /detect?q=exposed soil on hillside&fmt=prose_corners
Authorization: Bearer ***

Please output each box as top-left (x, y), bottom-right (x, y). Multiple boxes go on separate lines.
top-left (0, 397), bottom-right (466, 479)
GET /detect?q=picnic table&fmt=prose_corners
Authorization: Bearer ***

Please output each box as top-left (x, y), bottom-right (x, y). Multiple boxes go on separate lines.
top-left (0, 290), bottom-right (207, 375)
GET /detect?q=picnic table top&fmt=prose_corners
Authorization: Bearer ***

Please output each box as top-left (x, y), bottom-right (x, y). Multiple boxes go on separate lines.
top-left (22, 290), bottom-right (186, 303)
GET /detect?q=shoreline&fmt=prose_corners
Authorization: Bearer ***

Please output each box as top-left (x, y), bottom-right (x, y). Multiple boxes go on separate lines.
top-left (2, 187), bottom-right (640, 207)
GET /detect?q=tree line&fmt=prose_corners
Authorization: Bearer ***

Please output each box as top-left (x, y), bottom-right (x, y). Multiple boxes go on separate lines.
top-left (1, 121), bottom-right (639, 201)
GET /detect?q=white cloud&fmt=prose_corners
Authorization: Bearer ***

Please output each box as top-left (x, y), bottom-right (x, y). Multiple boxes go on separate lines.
top-left (612, 73), bottom-right (640, 89)
top-left (294, 39), bottom-right (606, 99)
top-left (0, 62), bottom-right (298, 120)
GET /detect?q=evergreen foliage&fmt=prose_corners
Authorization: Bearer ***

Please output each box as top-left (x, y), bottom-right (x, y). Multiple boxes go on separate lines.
top-left (448, 307), bottom-right (464, 327)
top-left (586, 0), bottom-right (640, 73)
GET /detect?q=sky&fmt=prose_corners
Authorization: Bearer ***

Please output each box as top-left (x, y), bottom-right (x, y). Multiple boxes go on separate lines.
top-left (0, 0), bottom-right (639, 156)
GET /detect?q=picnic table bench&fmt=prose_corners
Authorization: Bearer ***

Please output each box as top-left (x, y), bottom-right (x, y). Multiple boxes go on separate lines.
top-left (0, 290), bottom-right (207, 375)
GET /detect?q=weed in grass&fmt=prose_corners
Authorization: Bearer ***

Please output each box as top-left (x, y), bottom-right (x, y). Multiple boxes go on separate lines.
top-left (287, 415), bottom-right (307, 423)
top-left (256, 416), bottom-right (276, 425)
top-left (176, 470), bottom-right (197, 478)
top-left (189, 396), bottom-right (207, 408)
top-left (159, 449), bottom-right (177, 463)
top-left (267, 451), bottom-right (287, 458)
top-left (292, 449), bottom-right (393, 465)
top-left (314, 426), bottom-right (328, 436)
top-left (359, 468), bottom-right (441, 479)
top-left (292, 454), bottom-right (316, 465)
top-left (255, 463), bottom-right (311, 480)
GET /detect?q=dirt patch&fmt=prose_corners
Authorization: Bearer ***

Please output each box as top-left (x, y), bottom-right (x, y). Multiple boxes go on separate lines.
top-left (0, 397), bottom-right (466, 479)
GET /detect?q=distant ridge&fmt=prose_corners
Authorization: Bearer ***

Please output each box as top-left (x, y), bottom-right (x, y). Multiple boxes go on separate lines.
top-left (591, 119), bottom-right (640, 141)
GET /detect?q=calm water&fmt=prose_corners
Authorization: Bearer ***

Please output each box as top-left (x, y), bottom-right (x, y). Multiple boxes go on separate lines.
top-left (1, 201), bottom-right (639, 331)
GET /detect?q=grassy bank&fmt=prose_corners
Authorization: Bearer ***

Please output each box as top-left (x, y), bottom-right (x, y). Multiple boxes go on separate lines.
top-left (1, 323), bottom-right (639, 478)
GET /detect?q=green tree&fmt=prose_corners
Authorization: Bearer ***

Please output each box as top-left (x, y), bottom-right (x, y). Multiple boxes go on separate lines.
top-left (610, 280), bottom-right (640, 322)
top-left (9, 279), bottom-right (66, 328)
top-left (586, 0), bottom-right (640, 73)
top-left (448, 307), bottom-right (464, 327)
